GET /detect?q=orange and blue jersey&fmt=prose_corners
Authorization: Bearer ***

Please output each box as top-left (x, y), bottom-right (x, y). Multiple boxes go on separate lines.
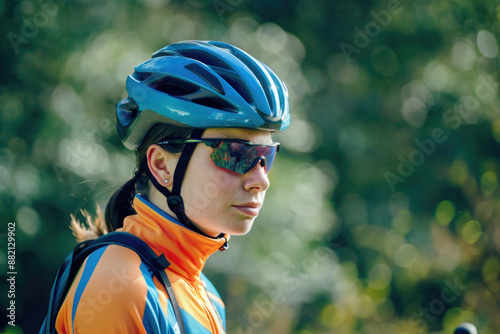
top-left (55, 194), bottom-right (228, 333)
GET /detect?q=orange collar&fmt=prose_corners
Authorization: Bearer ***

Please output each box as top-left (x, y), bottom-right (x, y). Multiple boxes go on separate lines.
top-left (119, 194), bottom-right (228, 281)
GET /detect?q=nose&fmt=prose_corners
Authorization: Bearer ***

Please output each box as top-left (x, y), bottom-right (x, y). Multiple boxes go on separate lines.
top-left (243, 159), bottom-right (270, 192)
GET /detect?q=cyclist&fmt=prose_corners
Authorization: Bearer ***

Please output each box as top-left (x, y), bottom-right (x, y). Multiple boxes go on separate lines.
top-left (54, 40), bottom-right (290, 333)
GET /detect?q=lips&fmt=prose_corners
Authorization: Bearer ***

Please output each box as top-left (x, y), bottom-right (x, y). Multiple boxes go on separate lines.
top-left (233, 202), bottom-right (261, 217)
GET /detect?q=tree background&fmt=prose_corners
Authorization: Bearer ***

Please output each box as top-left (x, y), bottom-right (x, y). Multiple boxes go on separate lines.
top-left (1, 0), bottom-right (499, 333)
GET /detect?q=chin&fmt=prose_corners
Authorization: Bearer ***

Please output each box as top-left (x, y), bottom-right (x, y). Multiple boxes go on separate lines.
top-left (226, 219), bottom-right (255, 236)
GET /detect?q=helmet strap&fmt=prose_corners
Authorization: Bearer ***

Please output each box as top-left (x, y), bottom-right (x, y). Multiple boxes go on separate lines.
top-left (145, 129), bottom-right (227, 245)
top-left (166, 128), bottom-right (204, 229)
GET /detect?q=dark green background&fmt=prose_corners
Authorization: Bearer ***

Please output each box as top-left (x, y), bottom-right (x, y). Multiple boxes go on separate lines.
top-left (1, 0), bottom-right (499, 333)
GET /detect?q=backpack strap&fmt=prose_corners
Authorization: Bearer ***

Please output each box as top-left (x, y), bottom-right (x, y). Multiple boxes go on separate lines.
top-left (40, 232), bottom-right (186, 334)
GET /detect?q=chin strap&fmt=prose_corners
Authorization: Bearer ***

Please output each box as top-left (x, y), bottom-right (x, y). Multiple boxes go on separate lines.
top-left (145, 128), bottom-right (228, 251)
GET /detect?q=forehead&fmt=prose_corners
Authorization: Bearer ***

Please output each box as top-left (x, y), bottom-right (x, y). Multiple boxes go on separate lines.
top-left (204, 128), bottom-right (273, 144)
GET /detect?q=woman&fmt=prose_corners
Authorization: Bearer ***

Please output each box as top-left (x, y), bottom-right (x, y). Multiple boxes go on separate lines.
top-left (54, 40), bottom-right (290, 333)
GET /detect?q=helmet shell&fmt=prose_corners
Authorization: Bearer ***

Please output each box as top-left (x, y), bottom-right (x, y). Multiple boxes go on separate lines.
top-left (117, 40), bottom-right (290, 150)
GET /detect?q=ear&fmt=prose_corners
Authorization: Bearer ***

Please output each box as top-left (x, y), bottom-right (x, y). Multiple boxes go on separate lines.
top-left (147, 144), bottom-right (179, 188)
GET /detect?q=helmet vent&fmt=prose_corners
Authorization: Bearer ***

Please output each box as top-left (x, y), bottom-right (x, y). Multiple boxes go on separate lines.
top-left (148, 76), bottom-right (200, 96)
top-left (152, 50), bottom-right (181, 58)
top-left (133, 71), bottom-right (153, 82)
top-left (213, 67), bottom-right (254, 106)
top-left (176, 49), bottom-right (232, 70)
top-left (192, 97), bottom-right (238, 112)
top-left (185, 63), bottom-right (225, 95)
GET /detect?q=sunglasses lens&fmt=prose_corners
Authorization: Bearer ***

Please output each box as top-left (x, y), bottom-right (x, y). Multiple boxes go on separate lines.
top-left (210, 141), bottom-right (277, 174)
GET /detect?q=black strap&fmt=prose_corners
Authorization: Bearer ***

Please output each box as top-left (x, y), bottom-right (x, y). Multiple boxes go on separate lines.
top-left (171, 128), bottom-right (205, 199)
top-left (166, 128), bottom-right (203, 224)
top-left (155, 254), bottom-right (186, 334)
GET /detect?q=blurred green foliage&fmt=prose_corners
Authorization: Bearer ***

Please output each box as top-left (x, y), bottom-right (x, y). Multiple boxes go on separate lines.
top-left (1, 0), bottom-right (500, 333)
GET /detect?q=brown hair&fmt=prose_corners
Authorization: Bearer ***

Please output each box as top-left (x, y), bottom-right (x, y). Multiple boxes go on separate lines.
top-left (70, 124), bottom-right (193, 242)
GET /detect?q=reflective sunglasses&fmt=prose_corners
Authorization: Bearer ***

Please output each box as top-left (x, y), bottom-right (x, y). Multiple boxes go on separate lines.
top-left (156, 138), bottom-right (280, 175)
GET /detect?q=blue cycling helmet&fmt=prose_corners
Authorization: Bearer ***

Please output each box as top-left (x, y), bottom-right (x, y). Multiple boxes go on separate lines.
top-left (117, 40), bottom-right (290, 150)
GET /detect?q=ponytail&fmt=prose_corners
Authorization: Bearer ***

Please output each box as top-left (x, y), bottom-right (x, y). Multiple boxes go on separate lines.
top-left (104, 176), bottom-right (138, 232)
top-left (70, 177), bottom-right (137, 242)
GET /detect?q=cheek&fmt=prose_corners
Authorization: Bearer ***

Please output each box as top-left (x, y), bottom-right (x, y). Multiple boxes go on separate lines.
top-left (182, 155), bottom-right (239, 214)
top-left (201, 168), bottom-right (238, 205)
top-left (183, 177), bottom-right (236, 222)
